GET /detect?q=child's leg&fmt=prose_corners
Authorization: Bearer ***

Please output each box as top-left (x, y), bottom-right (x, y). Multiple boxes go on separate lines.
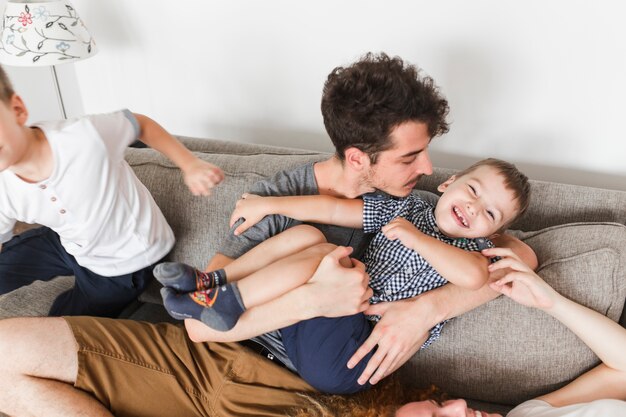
top-left (154, 225), bottom-right (326, 292)
top-left (160, 242), bottom-right (340, 331)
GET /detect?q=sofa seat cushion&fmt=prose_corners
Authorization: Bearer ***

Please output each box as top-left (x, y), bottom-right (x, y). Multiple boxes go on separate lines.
top-left (0, 275), bottom-right (75, 318)
top-left (402, 222), bottom-right (626, 405)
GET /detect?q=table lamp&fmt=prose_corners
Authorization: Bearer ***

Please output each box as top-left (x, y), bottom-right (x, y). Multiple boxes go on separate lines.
top-left (0, 0), bottom-right (97, 118)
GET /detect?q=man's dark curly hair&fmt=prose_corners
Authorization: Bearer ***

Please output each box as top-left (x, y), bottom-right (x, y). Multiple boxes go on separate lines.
top-left (321, 52), bottom-right (450, 162)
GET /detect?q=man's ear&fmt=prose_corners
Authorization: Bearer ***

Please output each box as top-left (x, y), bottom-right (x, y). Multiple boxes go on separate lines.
top-left (437, 174), bottom-right (456, 193)
top-left (10, 94), bottom-right (28, 125)
top-left (344, 147), bottom-right (370, 171)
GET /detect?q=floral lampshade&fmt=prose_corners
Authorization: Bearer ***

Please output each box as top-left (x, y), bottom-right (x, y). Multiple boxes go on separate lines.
top-left (0, 0), bottom-right (97, 66)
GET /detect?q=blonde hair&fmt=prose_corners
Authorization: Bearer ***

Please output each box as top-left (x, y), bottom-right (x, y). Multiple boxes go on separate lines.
top-left (290, 377), bottom-right (446, 417)
top-left (0, 66), bottom-right (15, 103)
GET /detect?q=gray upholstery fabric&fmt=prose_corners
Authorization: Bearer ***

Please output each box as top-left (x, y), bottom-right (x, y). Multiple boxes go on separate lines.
top-left (126, 149), bottom-right (327, 271)
top-left (1, 136), bottom-right (626, 413)
top-left (0, 276), bottom-right (75, 319)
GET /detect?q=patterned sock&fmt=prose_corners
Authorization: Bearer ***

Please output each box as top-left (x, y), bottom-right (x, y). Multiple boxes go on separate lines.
top-left (154, 262), bottom-right (227, 292)
top-left (160, 283), bottom-right (245, 331)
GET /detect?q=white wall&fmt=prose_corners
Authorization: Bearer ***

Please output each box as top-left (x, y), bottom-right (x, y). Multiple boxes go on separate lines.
top-left (11, 0), bottom-right (626, 191)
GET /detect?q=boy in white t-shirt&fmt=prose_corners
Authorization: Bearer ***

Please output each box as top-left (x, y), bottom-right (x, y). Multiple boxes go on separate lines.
top-left (0, 66), bottom-right (224, 317)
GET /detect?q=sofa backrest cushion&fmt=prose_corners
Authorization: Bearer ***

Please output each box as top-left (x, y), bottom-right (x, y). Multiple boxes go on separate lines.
top-left (125, 146), bottom-right (327, 270)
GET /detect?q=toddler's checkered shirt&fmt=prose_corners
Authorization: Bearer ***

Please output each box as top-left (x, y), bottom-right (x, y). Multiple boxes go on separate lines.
top-left (362, 193), bottom-right (494, 348)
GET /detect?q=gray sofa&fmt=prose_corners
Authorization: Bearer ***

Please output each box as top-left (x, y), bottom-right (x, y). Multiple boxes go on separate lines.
top-left (2, 137), bottom-right (625, 415)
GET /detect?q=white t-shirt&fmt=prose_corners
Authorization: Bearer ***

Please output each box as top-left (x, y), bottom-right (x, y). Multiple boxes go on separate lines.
top-left (507, 399), bottom-right (626, 417)
top-left (0, 110), bottom-right (175, 276)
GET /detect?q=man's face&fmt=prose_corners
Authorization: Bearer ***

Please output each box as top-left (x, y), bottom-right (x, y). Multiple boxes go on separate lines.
top-left (364, 120), bottom-right (433, 197)
top-left (434, 165), bottom-right (519, 239)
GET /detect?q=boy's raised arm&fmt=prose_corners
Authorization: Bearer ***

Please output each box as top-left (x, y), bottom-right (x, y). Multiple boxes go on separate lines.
top-left (133, 113), bottom-right (224, 196)
top-left (230, 194), bottom-right (364, 236)
top-left (381, 217), bottom-right (490, 290)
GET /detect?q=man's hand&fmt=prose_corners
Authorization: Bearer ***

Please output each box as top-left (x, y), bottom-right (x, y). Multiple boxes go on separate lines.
top-left (304, 246), bottom-right (373, 318)
top-left (347, 297), bottom-right (434, 385)
top-left (381, 217), bottom-right (422, 249)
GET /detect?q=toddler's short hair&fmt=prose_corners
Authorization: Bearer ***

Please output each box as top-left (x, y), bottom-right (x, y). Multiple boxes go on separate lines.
top-left (456, 158), bottom-right (531, 229)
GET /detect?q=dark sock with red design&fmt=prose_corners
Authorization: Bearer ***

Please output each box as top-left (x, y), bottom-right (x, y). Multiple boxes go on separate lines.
top-left (160, 283), bottom-right (245, 331)
top-left (154, 262), bottom-right (227, 292)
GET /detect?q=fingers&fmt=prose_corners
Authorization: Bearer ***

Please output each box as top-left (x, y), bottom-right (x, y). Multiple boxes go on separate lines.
top-left (386, 339), bottom-right (422, 376)
top-left (234, 221), bottom-right (252, 236)
top-left (347, 335), bottom-right (378, 370)
top-left (358, 296), bottom-right (372, 313)
top-left (363, 287), bottom-right (374, 302)
top-left (489, 271), bottom-right (535, 297)
top-left (488, 256), bottom-right (532, 274)
top-left (489, 280), bottom-right (514, 297)
top-left (324, 245), bottom-right (354, 263)
top-left (355, 344), bottom-right (388, 385)
top-left (349, 257), bottom-right (366, 271)
top-left (366, 349), bottom-right (397, 385)
top-left (482, 247), bottom-right (519, 261)
top-left (185, 164), bottom-right (225, 196)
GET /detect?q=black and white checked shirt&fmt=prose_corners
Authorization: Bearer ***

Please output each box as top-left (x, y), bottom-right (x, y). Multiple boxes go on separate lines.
top-left (362, 193), bottom-right (494, 348)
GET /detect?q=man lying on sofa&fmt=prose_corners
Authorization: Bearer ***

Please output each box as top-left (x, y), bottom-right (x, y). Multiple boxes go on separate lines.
top-left (0, 52), bottom-right (535, 416)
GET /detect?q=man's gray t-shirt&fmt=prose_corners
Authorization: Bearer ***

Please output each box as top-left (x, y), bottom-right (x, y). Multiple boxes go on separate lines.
top-left (219, 162), bottom-right (440, 371)
top-left (220, 162), bottom-right (368, 259)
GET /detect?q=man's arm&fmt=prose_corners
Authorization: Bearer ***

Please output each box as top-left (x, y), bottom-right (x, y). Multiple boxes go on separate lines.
top-left (133, 113), bottom-right (224, 196)
top-left (348, 233), bottom-right (536, 386)
top-left (185, 246), bottom-right (373, 343)
top-left (230, 194), bottom-right (364, 236)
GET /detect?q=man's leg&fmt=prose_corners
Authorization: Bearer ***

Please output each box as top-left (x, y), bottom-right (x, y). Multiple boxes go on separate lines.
top-left (2, 316), bottom-right (315, 417)
top-left (0, 317), bottom-right (113, 417)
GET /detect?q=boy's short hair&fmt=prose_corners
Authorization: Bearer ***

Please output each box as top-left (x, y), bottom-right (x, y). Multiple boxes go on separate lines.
top-left (321, 52), bottom-right (450, 162)
top-left (0, 66), bottom-right (15, 103)
top-left (456, 158), bottom-right (531, 228)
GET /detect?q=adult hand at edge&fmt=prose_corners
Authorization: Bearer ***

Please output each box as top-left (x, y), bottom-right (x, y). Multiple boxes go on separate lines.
top-left (347, 298), bottom-right (430, 386)
top-left (305, 245), bottom-right (373, 318)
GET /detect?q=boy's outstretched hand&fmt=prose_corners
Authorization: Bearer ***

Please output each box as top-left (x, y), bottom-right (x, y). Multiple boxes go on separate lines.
top-left (229, 193), bottom-right (270, 235)
top-left (183, 159), bottom-right (224, 196)
top-left (484, 247), bottom-right (557, 311)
